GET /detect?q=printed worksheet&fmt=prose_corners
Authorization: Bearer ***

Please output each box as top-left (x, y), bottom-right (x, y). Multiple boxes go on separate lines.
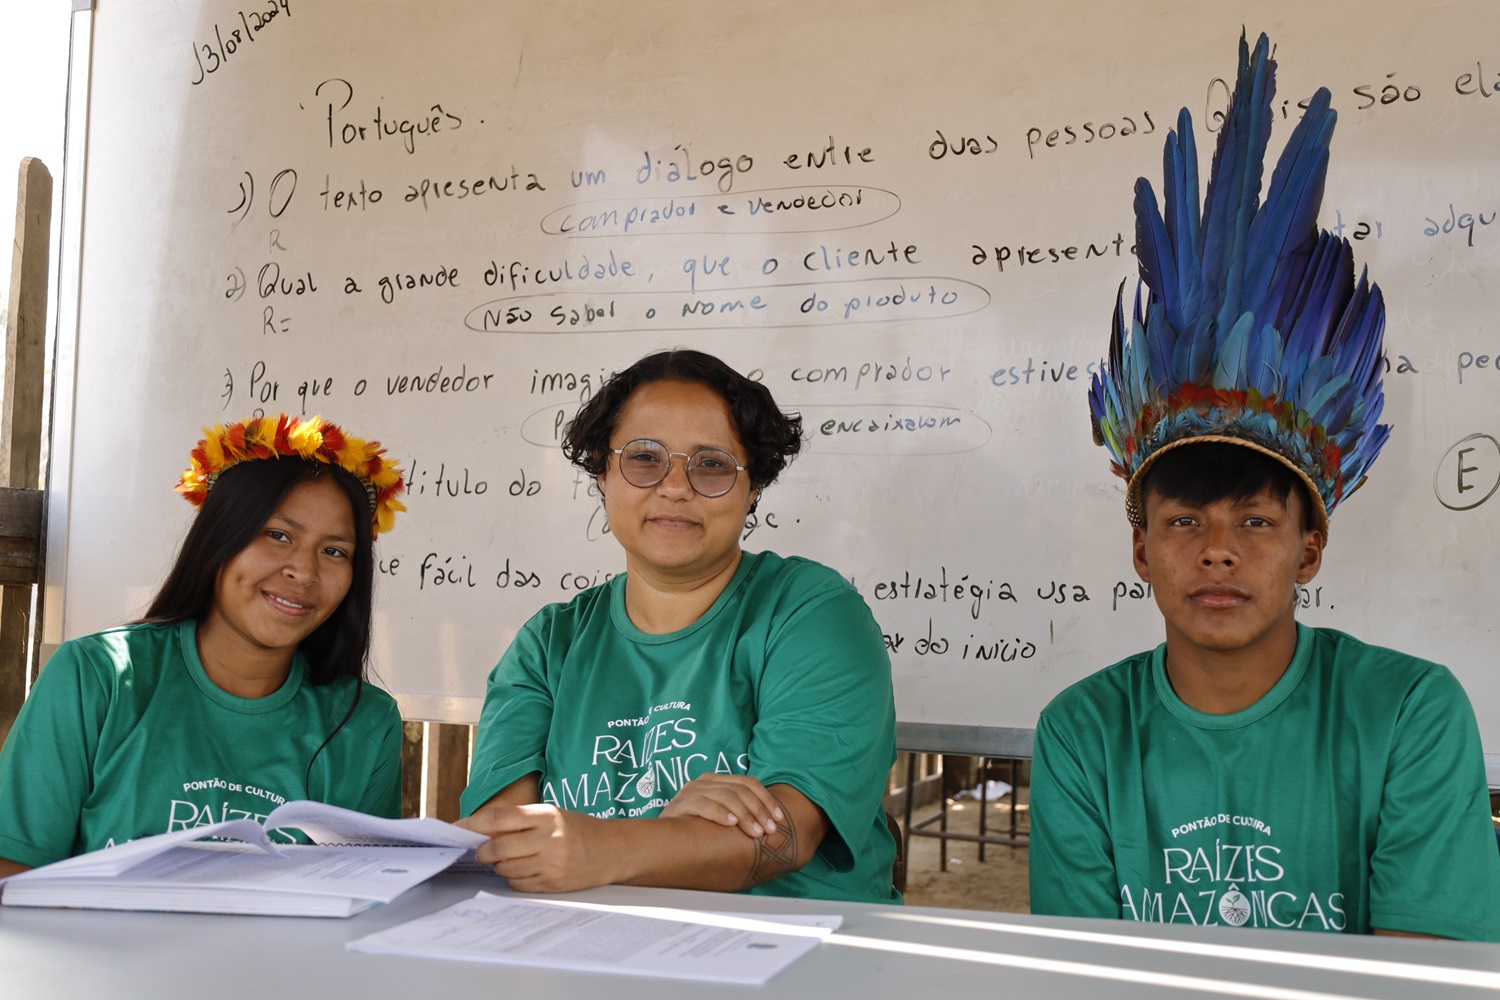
top-left (347, 891), bottom-right (835, 984)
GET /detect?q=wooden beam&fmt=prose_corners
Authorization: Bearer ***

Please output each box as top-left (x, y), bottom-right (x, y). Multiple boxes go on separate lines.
top-left (0, 487), bottom-right (42, 586)
top-left (0, 157), bottom-right (53, 750)
top-left (0, 486), bottom-right (43, 535)
top-left (2, 158), bottom-right (50, 490)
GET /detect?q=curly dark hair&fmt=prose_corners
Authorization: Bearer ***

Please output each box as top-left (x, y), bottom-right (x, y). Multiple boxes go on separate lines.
top-left (563, 349), bottom-right (803, 498)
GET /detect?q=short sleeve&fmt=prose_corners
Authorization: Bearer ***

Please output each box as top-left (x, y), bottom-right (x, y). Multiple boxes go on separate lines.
top-left (0, 641), bottom-right (111, 867)
top-left (351, 689), bottom-right (404, 819)
top-left (460, 616), bottom-right (554, 815)
top-left (748, 576), bottom-right (895, 872)
top-left (1029, 705), bottom-right (1121, 918)
top-left (1368, 667), bottom-right (1500, 941)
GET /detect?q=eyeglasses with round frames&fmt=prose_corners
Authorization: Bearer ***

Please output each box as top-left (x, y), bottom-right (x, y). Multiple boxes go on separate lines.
top-left (609, 439), bottom-right (747, 498)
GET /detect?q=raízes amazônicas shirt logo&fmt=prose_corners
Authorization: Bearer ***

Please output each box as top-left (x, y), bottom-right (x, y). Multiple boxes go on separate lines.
top-left (543, 703), bottom-right (751, 820)
top-left (1119, 811), bottom-right (1347, 931)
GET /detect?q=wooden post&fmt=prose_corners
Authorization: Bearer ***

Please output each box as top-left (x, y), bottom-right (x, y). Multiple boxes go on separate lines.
top-left (0, 158), bottom-right (52, 749)
top-left (429, 723), bottom-right (472, 821)
top-left (401, 721), bottom-right (425, 818)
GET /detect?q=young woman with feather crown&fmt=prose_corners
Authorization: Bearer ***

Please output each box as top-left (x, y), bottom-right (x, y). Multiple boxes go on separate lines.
top-left (1029, 33), bottom-right (1500, 940)
top-left (0, 415), bottom-right (407, 876)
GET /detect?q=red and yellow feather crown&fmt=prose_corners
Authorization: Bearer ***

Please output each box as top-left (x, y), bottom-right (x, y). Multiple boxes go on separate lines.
top-left (176, 414), bottom-right (406, 536)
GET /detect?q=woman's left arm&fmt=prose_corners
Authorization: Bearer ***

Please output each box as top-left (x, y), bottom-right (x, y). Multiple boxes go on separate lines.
top-left (739, 572), bottom-right (896, 878)
top-left (462, 782), bottom-right (828, 893)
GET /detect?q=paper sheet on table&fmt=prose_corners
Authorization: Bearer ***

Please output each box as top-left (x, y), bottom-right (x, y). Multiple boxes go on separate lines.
top-left (347, 891), bottom-right (834, 984)
top-left (614, 905), bottom-right (842, 933)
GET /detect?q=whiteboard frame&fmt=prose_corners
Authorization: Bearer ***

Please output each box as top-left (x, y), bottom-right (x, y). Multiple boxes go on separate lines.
top-left (40, 1), bottom-right (94, 660)
top-left (36, 0), bottom-right (1500, 791)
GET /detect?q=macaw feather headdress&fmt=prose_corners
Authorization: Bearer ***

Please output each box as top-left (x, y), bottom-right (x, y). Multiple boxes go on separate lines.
top-left (176, 414), bottom-right (407, 536)
top-left (1088, 32), bottom-right (1389, 538)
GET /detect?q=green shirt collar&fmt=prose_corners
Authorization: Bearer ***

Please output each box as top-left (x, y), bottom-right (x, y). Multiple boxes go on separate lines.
top-left (177, 618), bottom-right (308, 713)
top-left (609, 550), bottom-right (759, 645)
top-left (1151, 621), bottom-right (1312, 730)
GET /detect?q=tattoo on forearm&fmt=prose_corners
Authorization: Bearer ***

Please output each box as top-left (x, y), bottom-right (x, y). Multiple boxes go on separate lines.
top-left (740, 811), bottom-right (799, 889)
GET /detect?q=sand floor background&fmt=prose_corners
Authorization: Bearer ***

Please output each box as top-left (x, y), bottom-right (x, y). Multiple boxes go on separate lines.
top-left (899, 786), bottom-right (1031, 913)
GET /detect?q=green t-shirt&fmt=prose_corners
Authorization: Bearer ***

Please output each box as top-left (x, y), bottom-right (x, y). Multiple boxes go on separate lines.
top-left (461, 550), bottom-right (900, 903)
top-left (1031, 624), bottom-right (1500, 940)
top-left (0, 620), bottom-right (403, 868)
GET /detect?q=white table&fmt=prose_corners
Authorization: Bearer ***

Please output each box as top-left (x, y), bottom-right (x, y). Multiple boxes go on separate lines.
top-left (3, 875), bottom-right (1498, 998)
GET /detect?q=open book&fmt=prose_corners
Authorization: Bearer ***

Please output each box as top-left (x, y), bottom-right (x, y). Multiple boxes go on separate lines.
top-left (0, 801), bottom-right (490, 918)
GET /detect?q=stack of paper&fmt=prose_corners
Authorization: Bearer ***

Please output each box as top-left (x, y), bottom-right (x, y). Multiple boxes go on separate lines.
top-left (0, 801), bottom-right (488, 917)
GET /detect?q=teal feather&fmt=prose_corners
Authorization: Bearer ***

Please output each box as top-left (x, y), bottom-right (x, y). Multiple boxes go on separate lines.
top-left (1305, 375), bottom-right (1353, 426)
top-left (1294, 356), bottom-right (1335, 412)
top-left (1212, 311), bottom-right (1256, 388)
top-left (1245, 319), bottom-right (1283, 396)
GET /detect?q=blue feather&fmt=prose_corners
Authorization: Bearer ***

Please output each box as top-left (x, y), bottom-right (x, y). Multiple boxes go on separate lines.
top-left (1134, 180), bottom-right (1176, 312)
top-left (1143, 293), bottom-right (1177, 393)
top-left (1244, 88), bottom-right (1335, 316)
top-left (1279, 235), bottom-right (1347, 386)
top-left (1173, 311), bottom-right (1215, 386)
top-left (1202, 32), bottom-right (1275, 327)
top-left (1161, 111), bottom-right (1204, 329)
top-left (1311, 382), bottom-right (1356, 432)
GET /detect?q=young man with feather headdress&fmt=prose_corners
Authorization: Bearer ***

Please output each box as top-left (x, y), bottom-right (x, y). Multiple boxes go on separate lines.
top-left (1029, 33), bottom-right (1500, 940)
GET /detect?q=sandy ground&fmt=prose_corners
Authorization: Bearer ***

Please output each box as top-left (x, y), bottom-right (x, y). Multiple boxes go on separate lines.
top-left (899, 786), bottom-right (1030, 913)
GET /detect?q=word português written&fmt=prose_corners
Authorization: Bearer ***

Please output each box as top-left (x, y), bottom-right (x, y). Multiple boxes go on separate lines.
top-left (313, 78), bottom-right (466, 156)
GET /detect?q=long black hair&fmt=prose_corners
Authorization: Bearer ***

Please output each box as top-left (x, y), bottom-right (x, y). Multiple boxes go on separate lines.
top-left (563, 349), bottom-right (803, 505)
top-left (140, 457), bottom-right (376, 685)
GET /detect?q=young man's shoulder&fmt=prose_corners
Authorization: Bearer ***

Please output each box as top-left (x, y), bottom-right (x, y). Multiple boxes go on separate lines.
top-left (1296, 626), bottom-right (1476, 733)
top-left (1038, 646), bottom-right (1157, 732)
top-left (1298, 625), bottom-right (1463, 699)
top-left (1300, 624), bottom-right (1446, 672)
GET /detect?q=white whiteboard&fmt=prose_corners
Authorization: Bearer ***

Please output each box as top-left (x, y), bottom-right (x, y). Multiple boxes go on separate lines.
top-left (52, 0), bottom-right (1500, 746)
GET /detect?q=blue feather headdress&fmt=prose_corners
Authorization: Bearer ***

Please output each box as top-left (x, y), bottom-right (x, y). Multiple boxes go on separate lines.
top-left (1088, 32), bottom-right (1389, 538)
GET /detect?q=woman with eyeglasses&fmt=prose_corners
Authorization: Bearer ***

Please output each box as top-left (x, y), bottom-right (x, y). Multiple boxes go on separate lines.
top-left (458, 349), bottom-right (899, 902)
